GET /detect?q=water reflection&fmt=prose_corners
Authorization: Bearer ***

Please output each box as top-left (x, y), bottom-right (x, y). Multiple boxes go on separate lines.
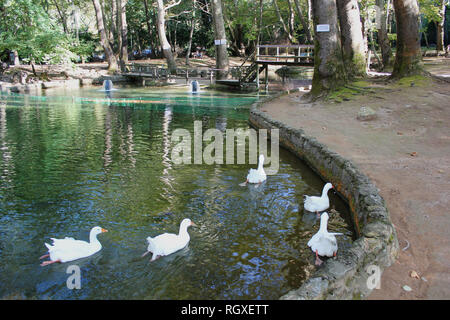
top-left (0, 89), bottom-right (353, 300)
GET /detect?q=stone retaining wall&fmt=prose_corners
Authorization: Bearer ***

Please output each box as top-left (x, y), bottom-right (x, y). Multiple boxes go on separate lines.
top-left (249, 102), bottom-right (399, 300)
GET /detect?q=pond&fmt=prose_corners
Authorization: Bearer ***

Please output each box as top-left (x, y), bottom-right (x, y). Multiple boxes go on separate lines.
top-left (0, 85), bottom-right (353, 299)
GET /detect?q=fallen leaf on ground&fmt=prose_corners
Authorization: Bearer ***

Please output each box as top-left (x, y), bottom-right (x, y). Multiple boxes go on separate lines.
top-left (410, 152), bottom-right (418, 157)
top-left (410, 270), bottom-right (420, 279)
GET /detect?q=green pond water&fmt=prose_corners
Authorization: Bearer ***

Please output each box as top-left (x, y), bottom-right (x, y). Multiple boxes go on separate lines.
top-left (0, 86), bottom-right (353, 299)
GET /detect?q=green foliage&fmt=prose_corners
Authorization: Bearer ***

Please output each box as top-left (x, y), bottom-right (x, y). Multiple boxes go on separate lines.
top-left (0, 0), bottom-right (96, 64)
top-left (419, 0), bottom-right (444, 22)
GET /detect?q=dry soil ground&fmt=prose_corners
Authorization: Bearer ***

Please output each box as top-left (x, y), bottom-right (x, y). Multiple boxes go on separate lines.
top-left (259, 57), bottom-right (450, 299)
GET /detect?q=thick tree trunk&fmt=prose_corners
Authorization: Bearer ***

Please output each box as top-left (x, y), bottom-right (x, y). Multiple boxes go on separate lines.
top-left (436, 0), bottom-right (445, 52)
top-left (337, 0), bottom-right (366, 77)
top-left (307, 0), bottom-right (346, 100)
top-left (211, 0), bottom-right (229, 80)
top-left (119, 0), bottom-right (129, 70)
top-left (391, 0), bottom-right (423, 78)
top-left (293, 0), bottom-right (313, 43)
top-left (376, 0), bottom-right (392, 69)
top-left (156, 0), bottom-right (177, 74)
top-left (92, 0), bottom-right (119, 72)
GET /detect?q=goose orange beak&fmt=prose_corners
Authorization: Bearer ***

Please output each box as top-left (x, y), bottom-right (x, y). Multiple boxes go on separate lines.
top-left (190, 222), bottom-right (197, 227)
top-left (101, 228), bottom-right (108, 233)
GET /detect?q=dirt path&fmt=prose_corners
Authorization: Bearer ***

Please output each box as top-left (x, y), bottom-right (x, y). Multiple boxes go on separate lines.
top-left (259, 58), bottom-right (450, 299)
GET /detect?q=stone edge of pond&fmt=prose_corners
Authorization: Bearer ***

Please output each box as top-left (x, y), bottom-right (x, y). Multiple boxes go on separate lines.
top-left (0, 75), bottom-right (134, 95)
top-left (248, 102), bottom-right (399, 300)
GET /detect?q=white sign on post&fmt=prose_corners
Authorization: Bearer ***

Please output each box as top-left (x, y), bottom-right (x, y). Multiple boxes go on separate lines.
top-left (215, 39), bottom-right (227, 45)
top-left (316, 24), bottom-right (330, 32)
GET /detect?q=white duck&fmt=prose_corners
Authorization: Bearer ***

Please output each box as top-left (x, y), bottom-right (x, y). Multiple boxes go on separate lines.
top-left (142, 218), bottom-right (196, 261)
top-left (307, 212), bottom-right (343, 266)
top-left (40, 226), bottom-right (108, 266)
top-left (304, 182), bottom-right (334, 217)
top-left (240, 154), bottom-right (267, 186)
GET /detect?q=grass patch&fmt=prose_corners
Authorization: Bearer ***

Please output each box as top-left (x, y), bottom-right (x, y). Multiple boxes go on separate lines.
top-left (395, 75), bottom-right (430, 88)
top-left (327, 80), bottom-right (376, 103)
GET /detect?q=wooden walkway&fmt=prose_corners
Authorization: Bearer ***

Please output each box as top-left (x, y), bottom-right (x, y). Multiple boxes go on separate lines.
top-left (122, 44), bottom-right (314, 89)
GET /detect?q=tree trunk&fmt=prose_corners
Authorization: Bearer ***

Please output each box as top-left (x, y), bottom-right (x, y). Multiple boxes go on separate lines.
top-left (143, 0), bottom-right (157, 57)
top-left (186, 2), bottom-right (196, 66)
top-left (110, 0), bottom-right (118, 43)
top-left (436, 0), bottom-right (445, 52)
top-left (273, 0), bottom-right (294, 43)
top-left (53, 0), bottom-right (68, 34)
top-left (307, 0), bottom-right (346, 100)
top-left (287, 0), bottom-right (295, 37)
top-left (376, 0), bottom-right (392, 69)
top-left (391, 0), bottom-right (423, 78)
top-left (257, 0), bottom-right (263, 45)
top-left (293, 0), bottom-right (313, 43)
top-left (156, 0), bottom-right (177, 74)
top-left (119, 0), bottom-right (129, 71)
top-left (211, 0), bottom-right (229, 80)
top-left (92, 0), bottom-right (118, 72)
top-left (337, 0), bottom-right (366, 77)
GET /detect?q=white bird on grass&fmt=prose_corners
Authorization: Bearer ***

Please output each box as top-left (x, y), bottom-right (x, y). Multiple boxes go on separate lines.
top-left (40, 226), bottom-right (108, 266)
top-left (307, 212), bottom-right (343, 266)
top-left (142, 218), bottom-right (197, 261)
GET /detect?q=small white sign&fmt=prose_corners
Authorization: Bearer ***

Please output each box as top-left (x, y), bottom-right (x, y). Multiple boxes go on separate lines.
top-left (317, 24), bottom-right (330, 32)
top-left (215, 39), bottom-right (227, 45)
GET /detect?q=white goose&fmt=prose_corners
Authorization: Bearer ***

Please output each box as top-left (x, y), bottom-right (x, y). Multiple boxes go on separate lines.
top-left (142, 218), bottom-right (196, 261)
top-left (304, 182), bottom-right (334, 216)
top-left (40, 226), bottom-right (108, 266)
top-left (307, 212), bottom-right (343, 266)
top-left (240, 154), bottom-right (267, 186)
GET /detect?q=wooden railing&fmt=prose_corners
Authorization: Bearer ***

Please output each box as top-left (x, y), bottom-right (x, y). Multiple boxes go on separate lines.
top-left (256, 44), bottom-right (314, 64)
top-left (125, 63), bottom-right (215, 79)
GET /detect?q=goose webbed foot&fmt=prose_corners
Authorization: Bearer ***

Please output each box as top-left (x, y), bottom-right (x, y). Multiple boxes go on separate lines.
top-left (239, 179), bottom-right (249, 187)
top-left (40, 259), bottom-right (61, 267)
top-left (315, 250), bottom-right (323, 266)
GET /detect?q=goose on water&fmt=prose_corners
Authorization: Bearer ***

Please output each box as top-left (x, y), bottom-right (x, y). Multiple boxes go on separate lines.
top-left (304, 182), bottom-right (334, 217)
top-left (142, 218), bottom-right (197, 261)
top-left (40, 226), bottom-right (108, 266)
top-left (240, 154), bottom-right (267, 187)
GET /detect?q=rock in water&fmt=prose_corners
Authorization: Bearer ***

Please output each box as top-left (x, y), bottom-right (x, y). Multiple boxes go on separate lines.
top-left (357, 106), bottom-right (377, 121)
